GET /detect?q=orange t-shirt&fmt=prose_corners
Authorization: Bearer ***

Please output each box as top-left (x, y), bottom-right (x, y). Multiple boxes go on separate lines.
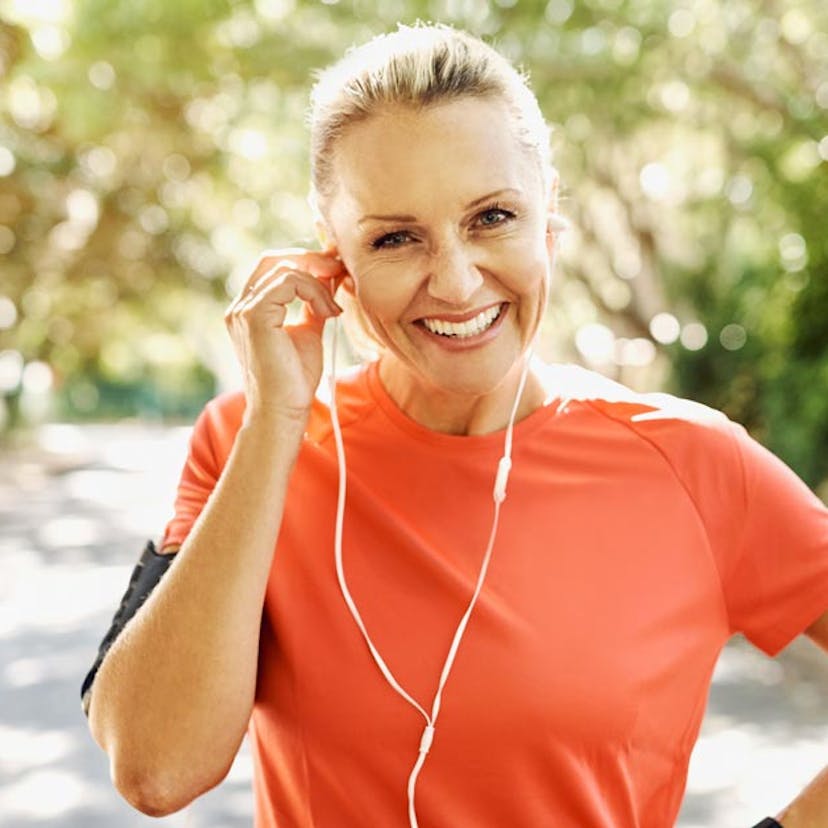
top-left (160, 360), bottom-right (828, 828)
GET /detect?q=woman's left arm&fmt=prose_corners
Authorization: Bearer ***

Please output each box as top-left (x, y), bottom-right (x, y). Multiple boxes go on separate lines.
top-left (771, 611), bottom-right (828, 827)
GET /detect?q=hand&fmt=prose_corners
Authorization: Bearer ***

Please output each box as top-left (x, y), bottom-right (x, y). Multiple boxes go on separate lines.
top-left (224, 248), bottom-right (347, 426)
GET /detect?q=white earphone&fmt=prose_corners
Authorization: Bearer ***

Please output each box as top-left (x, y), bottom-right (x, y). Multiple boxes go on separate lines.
top-left (320, 206), bottom-right (566, 826)
top-left (326, 318), bottom-right (533, 827)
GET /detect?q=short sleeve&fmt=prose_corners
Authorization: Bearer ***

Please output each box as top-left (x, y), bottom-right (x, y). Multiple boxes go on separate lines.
top-left (159, 391), bottom-right (245, 551)
top-left (724, 421), bottom-right (828, 656)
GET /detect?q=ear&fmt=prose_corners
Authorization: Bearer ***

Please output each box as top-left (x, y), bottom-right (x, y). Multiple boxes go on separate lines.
top-left (544, 168), bottom-right (569, 252)
top-left (313, 218), bottom-right (356, 295)
top-left (547, 168), bottom-right (560, 214)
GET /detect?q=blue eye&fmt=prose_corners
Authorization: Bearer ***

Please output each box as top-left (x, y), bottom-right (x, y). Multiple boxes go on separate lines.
top-left (368, 202), bottom-right (516, 251)
top-left (371, 230), bottom-right (411, 250)
top-left (479, 205), bottom-right (514, 226)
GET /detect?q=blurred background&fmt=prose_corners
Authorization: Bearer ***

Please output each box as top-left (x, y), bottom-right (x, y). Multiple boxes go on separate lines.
top-left (1, 0), bottom-right (826, 825)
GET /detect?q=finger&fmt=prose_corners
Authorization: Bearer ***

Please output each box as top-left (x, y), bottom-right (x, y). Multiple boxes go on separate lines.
top-left (226, 250), bottom-right (347, 321)
top-left (268, 272), bottom-right (342, 319)
top-left (228, 267), bottom-right (334, 323)
top-left (297, 292), bottom-right (330, 336)
top-left (237, 290), bottom-right (290, 327)
top-left (248, 250), bottom-right (345, 291)
top-left (318, 270), bottom-right (349, 300)
top-left (240, 271), bottom-right (341, 325)
top-left (261, 268), bottom-right (342, 317)
top-left (267, 258), bottom-right (348, 302)
top-left (237, 260), bottom-right (342, 313)
top-left (259, 248), bottom-right (345, 276)
top-left (238, 291), bottom-right (316, 337)
top-left (227, 250), bottom-right (346, 314)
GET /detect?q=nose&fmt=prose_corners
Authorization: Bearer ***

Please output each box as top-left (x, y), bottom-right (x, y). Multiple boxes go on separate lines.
top-left (425, 239), bottom-right (484, 305)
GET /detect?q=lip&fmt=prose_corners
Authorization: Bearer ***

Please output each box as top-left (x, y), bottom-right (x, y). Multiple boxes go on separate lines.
top-left (412, 302), bottom-right (509, 350)
top-left (414, 301), bottom-right (505, 324)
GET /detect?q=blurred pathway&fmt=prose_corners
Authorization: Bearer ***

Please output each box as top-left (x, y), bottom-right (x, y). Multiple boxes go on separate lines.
top-left (1, 422), bottom-right (826, 827)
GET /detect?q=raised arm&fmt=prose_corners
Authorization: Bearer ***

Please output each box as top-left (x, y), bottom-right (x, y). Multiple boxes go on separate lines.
top-left (85, 250), bottom-right (346, 816)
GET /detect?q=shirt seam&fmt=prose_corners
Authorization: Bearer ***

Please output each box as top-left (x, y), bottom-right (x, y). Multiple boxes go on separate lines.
top-left (721, 420), bottom-right (751, 637)
top-left (581, 398), bottom-right (733, 631)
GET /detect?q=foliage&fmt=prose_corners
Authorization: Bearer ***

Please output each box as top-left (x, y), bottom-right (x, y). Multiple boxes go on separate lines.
top-left (0, 0), bottom-right (826, 488)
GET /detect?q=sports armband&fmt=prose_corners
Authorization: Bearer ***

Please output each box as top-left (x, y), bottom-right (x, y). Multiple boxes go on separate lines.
top-left (80, 539), bottom-right (178, 718)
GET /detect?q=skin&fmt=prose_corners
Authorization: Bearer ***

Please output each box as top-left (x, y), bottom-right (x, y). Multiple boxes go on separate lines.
top-left (313, 95), bottom-right (828, 823)
top-left (317, 96), bottom-right (560, 435)
top-left (92, 90), bottom-right (827, 822)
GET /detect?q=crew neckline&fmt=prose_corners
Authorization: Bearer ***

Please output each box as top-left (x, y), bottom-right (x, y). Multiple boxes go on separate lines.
top-left (364, 359), bottom-right (565, 450)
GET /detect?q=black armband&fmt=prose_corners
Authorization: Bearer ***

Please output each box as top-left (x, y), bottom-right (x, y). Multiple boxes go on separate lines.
top-left (751, 819), bottom-right (783, 828)
top-left (80, 539), bottom-right (178, 718)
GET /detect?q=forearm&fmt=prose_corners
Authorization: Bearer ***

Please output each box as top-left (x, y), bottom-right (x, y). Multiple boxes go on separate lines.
top-left (88, 417), bottom-right (304, 813)
top-left (775, 764), bottom-right (828, 827)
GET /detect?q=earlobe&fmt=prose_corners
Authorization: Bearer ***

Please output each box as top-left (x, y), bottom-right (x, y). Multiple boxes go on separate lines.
top-left (545, 218), bottom-right (562, 260)
top-left (547, 213), bottom-right (570, 233)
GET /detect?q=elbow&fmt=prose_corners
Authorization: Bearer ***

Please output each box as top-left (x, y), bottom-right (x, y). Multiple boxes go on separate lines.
top-left (113, 760), bottom-right (225, 818)
top-left (115, 766), bottom-right (185, 817)
top-left (123, 789), bottom-right (181, 818)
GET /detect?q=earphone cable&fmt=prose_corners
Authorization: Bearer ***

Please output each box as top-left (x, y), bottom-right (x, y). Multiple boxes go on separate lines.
top-left (328, 318), bottom-right (430, 722)
top-left (328, 314), bottom-right (532, 827)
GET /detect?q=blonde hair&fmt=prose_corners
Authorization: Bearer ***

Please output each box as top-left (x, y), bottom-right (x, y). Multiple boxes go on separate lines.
top-left (305, 21), bottom-right (557, 356)
top-left (307, 20), bottom-right (554, 214)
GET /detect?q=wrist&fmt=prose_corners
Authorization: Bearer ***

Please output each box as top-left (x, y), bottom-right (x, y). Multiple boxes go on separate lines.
top-left (242, 405), bottom-right (310, 435)
top-left (237, 414), bottom-right (307, 460)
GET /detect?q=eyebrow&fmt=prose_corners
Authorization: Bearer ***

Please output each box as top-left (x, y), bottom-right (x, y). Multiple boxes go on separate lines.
top-left (356, 188), bottom-right (523, 226)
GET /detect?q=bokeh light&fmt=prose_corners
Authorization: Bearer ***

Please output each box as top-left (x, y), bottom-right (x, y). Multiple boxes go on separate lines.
top-left (720, 323), bottom-right (748, 351)
top-left (650, 312), bottom-right (681, 345)
top-left (681, 322), bottom-right (709, 351)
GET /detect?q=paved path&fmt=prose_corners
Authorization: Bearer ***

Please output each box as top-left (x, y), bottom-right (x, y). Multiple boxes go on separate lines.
top-left (1, 422), bottom-right (826, 827)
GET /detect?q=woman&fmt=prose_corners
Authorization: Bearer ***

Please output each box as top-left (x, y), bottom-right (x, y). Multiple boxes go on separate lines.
top-left (81, 22), bottom-right (828, 828)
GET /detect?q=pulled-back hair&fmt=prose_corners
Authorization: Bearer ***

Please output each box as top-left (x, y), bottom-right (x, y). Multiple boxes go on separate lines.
top-left (306, 21), bottom-right (555, 221)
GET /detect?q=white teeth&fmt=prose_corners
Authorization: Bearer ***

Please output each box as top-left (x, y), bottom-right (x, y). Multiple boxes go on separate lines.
top-left (422, 304), bottom-right (503, 338)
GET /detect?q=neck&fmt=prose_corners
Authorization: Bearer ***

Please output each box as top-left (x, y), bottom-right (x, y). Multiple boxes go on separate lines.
top-left (377, 354), bottom-right (545, 436)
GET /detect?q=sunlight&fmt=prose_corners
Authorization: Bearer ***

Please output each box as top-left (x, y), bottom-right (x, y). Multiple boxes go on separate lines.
top-left (0, 726), bottom-right (77, 773)
top-left (0, 146), bottom-right (15, 177)
top-left (5, 0), bottom-right (72, 25)
top-left (0, 768), bottom-right (96, 819)
top-left (0, 557), bottom-right (133, 637)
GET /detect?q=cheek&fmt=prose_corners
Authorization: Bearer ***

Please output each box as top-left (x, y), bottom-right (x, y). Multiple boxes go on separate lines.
top-left (508, 248), bottom-right (550, 334)
top-left (506, 252), bottom-right (549, 301)
top-left (351, 264), bottom-right (415, 323)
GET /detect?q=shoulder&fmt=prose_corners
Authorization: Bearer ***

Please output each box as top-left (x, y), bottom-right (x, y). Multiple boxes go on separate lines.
top-left (536, 359), bottom-right (743, 474)
top-left (537, 359), bottom-right (730, 428)
top-left (536, 362), bottom-right (759, 552)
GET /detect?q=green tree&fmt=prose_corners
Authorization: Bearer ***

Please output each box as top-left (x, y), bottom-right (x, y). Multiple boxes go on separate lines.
top-left (0, 0), bottom-right (826, 489)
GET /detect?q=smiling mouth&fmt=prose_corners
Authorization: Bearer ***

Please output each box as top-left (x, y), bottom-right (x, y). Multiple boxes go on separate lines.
top-left (417, 303), bottom-right (505, 339)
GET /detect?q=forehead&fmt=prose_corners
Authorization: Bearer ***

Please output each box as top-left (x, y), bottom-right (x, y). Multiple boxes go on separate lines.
top-left (329, 97), bottom-right (539, 214)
